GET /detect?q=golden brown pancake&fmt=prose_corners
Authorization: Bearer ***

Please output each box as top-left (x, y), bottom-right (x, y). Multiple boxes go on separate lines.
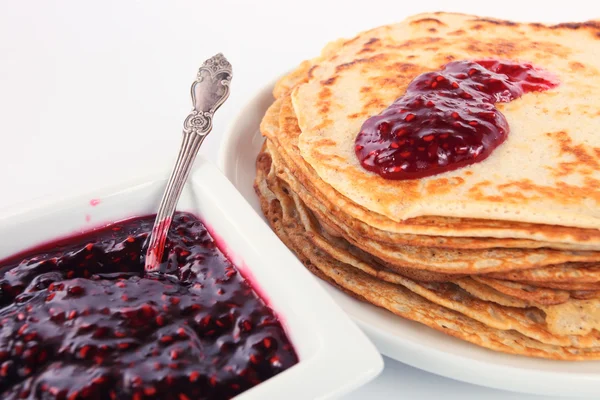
top-left (266, 89), bottom-right (600, 247)
top-left (470, 277), bottom-right (571, 306)
top-left (264, 127), bottom-right (600, 274)
top-left (293, 12), bottom-right (600, 229)
top-left (455, 277), bottom-right (531, 308)
top-left (490, 263), bottom-right (600, 283)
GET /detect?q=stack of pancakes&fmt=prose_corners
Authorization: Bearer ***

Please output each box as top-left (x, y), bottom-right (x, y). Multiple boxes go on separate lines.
top-left (254, 12), bottom-right (600, 359)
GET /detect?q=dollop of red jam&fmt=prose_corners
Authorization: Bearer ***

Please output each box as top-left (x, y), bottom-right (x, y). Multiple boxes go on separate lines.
top-left (0, 213), bottom-right (297, 400)
top-left (355, 59), bottom-right (559, 180)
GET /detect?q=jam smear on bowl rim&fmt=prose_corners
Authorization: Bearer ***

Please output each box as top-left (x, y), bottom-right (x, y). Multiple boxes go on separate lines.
top-left (355, 59), bottom-right (559, 180)
top-left (0, 212), bottom-right (297, 400)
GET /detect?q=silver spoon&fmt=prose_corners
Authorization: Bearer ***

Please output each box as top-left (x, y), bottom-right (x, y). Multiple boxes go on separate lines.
top-left (145, 53), bottom-right (233, 273)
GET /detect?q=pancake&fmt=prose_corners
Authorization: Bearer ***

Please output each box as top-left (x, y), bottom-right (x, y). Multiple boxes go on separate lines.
top-left (454, 277), bottom-right (531, 308)
top-left (490, 263), bottom-right (600, 283)
top-left (267, 92), bottom-right (600, 248)
top-left (266, 139), bottom-right (600, 274)
top-left (471, 277), bottom-right (571, 306)
top-left (519, 280), bottom-right (600, 291)
top-left (254, 148), bottom-right (600, 356)
top-left (292, 12), bottom-right (600, 232)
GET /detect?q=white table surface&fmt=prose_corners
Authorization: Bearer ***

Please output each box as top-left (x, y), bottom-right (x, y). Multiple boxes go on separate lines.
top-left (0, 1), bottom-right (596, 398)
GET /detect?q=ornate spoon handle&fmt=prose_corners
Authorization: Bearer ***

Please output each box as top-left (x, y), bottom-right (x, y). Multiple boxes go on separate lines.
top-left (145, 53), bottom-right (233, 272)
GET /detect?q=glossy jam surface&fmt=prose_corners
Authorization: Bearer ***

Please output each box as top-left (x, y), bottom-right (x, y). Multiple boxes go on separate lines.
top-left (355, 59), bottom-right (559, 180)
top-left (0, 213), bottom-right (297, 400)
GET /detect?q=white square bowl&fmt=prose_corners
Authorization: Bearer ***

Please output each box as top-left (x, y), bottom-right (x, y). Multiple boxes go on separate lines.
top-left (0, 157), bottom-right (383, 400)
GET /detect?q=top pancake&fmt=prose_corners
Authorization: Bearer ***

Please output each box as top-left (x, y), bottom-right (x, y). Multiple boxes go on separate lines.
top-left (292, 12), bottom-right (600, 230)
top-left (268, 94), bottom-right (600, 248)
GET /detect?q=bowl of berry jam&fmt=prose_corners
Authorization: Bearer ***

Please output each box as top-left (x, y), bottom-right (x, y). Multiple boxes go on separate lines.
top-left (0, 158), bottom-right (382, 400)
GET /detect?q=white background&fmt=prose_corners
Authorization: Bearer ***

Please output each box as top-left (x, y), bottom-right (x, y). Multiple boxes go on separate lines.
top-left (0, 1), bottom-right (597, 398)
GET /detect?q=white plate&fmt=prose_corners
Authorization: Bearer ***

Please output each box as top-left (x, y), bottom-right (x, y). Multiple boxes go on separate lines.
top-left (0, 158), bottom-right (383, 400)
top-left (218, 81), bottom-right (600, 398)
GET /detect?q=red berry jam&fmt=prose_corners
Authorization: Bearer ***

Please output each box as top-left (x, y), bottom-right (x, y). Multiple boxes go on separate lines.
top-left (0, 213), bottom-right (297, 400)
top-left (355, 59), bottom-right (559, 180)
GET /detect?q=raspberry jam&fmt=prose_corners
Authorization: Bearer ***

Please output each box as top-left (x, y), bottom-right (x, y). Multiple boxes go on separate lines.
top-left (355, 59), bottom-right (559, 180)
top-left (0, 213), bottom-right (297, 400)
